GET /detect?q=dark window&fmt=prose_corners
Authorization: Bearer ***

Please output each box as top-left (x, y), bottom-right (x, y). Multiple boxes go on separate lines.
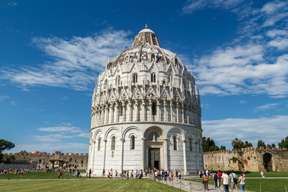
top-left (151, 73), bottom-right (156, 83)
top-left (132, 73), bottom-right (138, 83)
top-left (152, 102), bottom-right (157, 115)
top-left (173, 136), bottom-right (177, 150)
top-left (189, 138), bottom-right (193, 151)
top-left (130, 135), bottom-right (135, 150)
top-left (119, 105), bottom-right (123, 116)
top-left (111, 136), bottom-right (116, 151)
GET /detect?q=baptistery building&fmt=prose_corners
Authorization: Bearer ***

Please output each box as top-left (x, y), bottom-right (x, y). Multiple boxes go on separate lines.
top-left (88, 25), bottom-right (203, 176)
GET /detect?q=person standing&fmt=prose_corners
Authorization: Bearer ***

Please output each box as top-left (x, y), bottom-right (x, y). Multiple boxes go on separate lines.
top-left (239, 173), bottom-right (246, 192)
top-left (202, 174), bottom-right (209, 192)
top-left (217, 170), bottom-right (222, 188)
top-left (222, 172), bottom-right (229, 192)
top-left (213, 172), bottom-right (218, 188)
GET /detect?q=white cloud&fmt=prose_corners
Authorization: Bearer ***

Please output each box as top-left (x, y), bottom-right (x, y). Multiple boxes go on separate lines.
top-left (261, 1), bottom-right (287, 14)
top-left (183, 1), bottom-right (288, 98)
top-left (268, 38), bottom-right (288, 50)
top-left (12, 142), bottom-right (88, 153)
top-left (182, 0), bottom-right (243, 13)
top-left (255, 103), bottom-right (280, 112)
top-left (1, 30), bottom-right (131, 91)
top-left (203, 115), bottom-right (288, 147)
top-left (12, 124), bottom-right (89, 152)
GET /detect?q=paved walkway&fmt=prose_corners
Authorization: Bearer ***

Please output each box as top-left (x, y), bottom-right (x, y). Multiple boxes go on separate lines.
top-left (151, 177), bottom-right (218, 192)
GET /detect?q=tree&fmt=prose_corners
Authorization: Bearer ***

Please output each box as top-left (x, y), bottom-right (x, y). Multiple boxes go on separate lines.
top-left (0, 139), bottom-right (15, 162)
top-left (202, 137), bottom-right (225, 152)
top-left (232, 138), bottom-right (253, 150)
top-left (257, 140), bottom-right (266, 148)
top-left (278, 136), bottom-right (288, 149)
top-left (231, 138), bottom-right (253, 172)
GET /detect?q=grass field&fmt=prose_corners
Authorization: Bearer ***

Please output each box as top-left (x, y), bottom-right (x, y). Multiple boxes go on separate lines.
top-left (188, 172), bottom-right (288, 192)
top-left (0, 171), bottom-right (75, 179)
top-left (0, 179), bottom-right (183, 192)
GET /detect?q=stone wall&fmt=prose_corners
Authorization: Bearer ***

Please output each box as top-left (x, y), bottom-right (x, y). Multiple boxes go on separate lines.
top-left (204, 147), bottom-right (288, 172)
top-left (5, 151), bottom-right (88, 170)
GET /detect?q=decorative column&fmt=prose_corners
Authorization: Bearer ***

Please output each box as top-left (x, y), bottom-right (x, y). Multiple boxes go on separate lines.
top-left (92, 141), bottom-right (96, 172)
top-left (170, 101), bottom-right (173, 122)
top-left (123, 102), bottom-right (127, 122)
top-left (135, 100), bottom-right (141, 121)
top-left (157, 100), bottom-right (161, 122)
top-left (182, 104), bottom-right (185, 124)
top-left (141, 138), bottom-right (145, 170)
top-left (105, 105), bottom-right (110, 124)
top-left (163, 138), bottom-right (168, 170)
top-left (164, 100), bottom-right (168, 122)
top-left (103, 106), bottom-right (107, 125)
top-left (183, 139), bottom-right (187, 175)
top-left (147, 100), bottom-right (152, 121)
top-left (139, 99), bottom-right (146, 121)
top-left (176, 102), bottom-right (180, 123)
top-left (127, 100), bottom-right (132, 122)
top-left (114, 103), bottom-right (119, 123)
top-left (103, 139), bottom-right (107, 172)
top-left (120, 138), bottom-right (125, 173)
top-left (109, 104), bottom-right (113, 124)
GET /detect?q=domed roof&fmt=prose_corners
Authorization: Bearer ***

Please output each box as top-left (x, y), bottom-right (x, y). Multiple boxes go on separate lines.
top-left (132, 24), bottom-right (160, 47)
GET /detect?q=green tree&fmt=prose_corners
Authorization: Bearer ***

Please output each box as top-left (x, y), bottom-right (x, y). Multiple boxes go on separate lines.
top-left (0, 139), bottom-right (15, 162)
top-left (202, 137), bottom-right (225, 152)
top-left (232, 138), bottom-right (253, 150)
top-left (257, 140), bottom-right (266, 148)
top-left (278, 136), bottom-right (288, 149)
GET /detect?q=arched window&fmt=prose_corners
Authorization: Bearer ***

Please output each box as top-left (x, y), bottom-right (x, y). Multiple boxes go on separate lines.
top-left (132, 73), bottom-right (138, 83)
top-left (173, 136), bottom-right (177, 150)
top-left (151, 72), bottom-right (156, 83)
top-left (111, 136), bottom-right (116, 151)
top-left (119, 105), bottom-right (123, 116)
top-left (130, 135), bottom-right (135, 150)
top-left (189, 138), bottom-right (193, 151)
top-left (97, 138), bottom-right (101, 151)
top-left (151, 101), bottom-right (157, 116)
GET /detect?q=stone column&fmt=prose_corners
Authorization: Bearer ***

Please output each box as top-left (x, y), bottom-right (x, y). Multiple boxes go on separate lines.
top-left (170, 101), bottom-right (173, 122)
top-left (176, 102), bottom-right (179, 123)
top-left (141, 138), bottom-right (145, 170)
top-left (109, 104), bottom-right (113, 124)
top-left (141, 100), bottom-right (146, 121)
top-left (114, 103), bottom-right (119, 123)
top-left (183, 139), bottom-right (187, 175)
top-left (123, 102), bottom-right (127, 122)
top-left (92, 142), bottom-right (96, 172)
top-left (157, 100), bottom-right (161, 122)
top-left (103, 106), bottom-right (107, 125)
top-left (103, 139), bottom-right (107, 172)
top-left (147, 100), bottom-right (152, 121)
top-left (135, 101), bottom-right (140, 121)
top-left (106, 106), bottom-right (110, 124)
top-left (164, 100), bottom-right (168, 122)
top-left (120, 138), bottom-right (125, 173)
top-left (182, 104), bottom-right (185, 124)
top-left (127, 100), bottom-right (132, 122)
top-left (163, 138), bottom-right (168, 170)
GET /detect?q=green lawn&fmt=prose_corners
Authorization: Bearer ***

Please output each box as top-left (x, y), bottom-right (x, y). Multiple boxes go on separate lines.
top-left (246, 179), bottom-right (288, 192)
top-left (186, 172), bottom-right (288, 192)
top-left (0, 179), bottom-right (184, 192)
top-left (0, 171), bottom-right (75, 179)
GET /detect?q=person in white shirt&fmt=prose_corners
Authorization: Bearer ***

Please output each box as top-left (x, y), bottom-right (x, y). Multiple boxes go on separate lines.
top-left (239, 173), bottom-right (246, 192)
top-left (222, 172), bottom-right (229, 192)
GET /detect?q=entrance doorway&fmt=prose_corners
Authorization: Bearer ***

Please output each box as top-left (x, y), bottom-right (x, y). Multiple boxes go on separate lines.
top-left (148, 148), bottom-right (160, 170)
top-left (263, 153), bottom-right (273, 171)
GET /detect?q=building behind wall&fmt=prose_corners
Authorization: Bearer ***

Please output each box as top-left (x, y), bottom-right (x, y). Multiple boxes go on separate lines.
top-left (204, 147), bottom-right (288, 172)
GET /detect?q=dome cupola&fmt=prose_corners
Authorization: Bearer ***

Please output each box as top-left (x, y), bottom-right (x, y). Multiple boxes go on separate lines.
top-left (132, 24), bottom-right (160, 47)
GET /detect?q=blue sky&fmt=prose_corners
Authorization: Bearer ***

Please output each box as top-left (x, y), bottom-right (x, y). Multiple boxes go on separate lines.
top-left (1, 0), bottom-right (288, 152)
